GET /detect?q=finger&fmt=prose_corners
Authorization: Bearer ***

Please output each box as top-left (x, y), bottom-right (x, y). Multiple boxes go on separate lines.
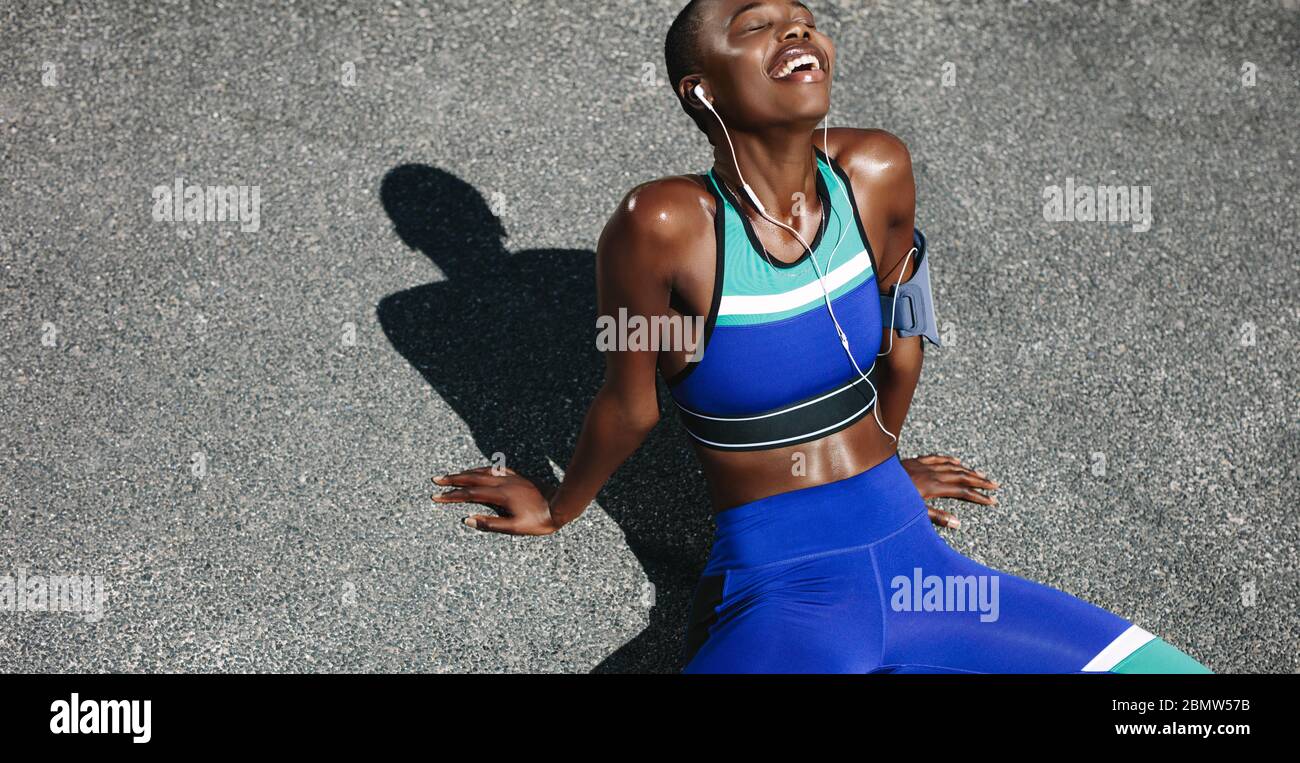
top-left (918, 454), bottom-right (963, 466)
top-left (928, 506), bottom-right (961, 530)
top-left (924, 483), bottom-right (997, 505)
top-left (433, 472), bottom-right (503, 488)
top-left (434, 465), bottom-right (517, 483)
top-left (923, 459), bottom-right (1001, 488)
top-left (433, 467), bottom-right (488, 484)
top-left (935, 468), bottom-right (1000, 491)
top-left (431, 486), bottom-right (509, 506)
top-left (957, 466), bottom-right (1000, 489)
top-left (954, 487), bottom-right (997, 506)
top-left (961, 470), bottom-right (998, 488)
top-left (463, 514), bottom-right (517, 534)
top-left (920, 465), bottom-right (998, 488)
top-left (472, 465), bottom-right (518, 477)
top-left (954, 464), bottom-right (1000, 488)
top-left (925, 488), bottom-right (993, 506)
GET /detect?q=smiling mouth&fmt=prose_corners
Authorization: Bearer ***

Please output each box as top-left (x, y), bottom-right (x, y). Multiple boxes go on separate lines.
top-left (768, 47), bottom-right (827, 81)
top-left (773, 54), bottom-right (820, 78)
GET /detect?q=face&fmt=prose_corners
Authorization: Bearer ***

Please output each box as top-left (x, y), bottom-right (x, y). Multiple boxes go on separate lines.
top-left (686, 0), bottom-right (836, 132)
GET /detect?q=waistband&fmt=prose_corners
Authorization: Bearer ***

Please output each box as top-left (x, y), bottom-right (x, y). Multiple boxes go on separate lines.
top-left (703, 453), bottom-right (927, 576)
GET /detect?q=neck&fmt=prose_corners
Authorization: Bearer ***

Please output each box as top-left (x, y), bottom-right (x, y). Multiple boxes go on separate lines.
top-left (711, 125), bottom-right (823, 219)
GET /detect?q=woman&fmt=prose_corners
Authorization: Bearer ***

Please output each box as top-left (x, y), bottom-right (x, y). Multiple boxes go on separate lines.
top-left (433, 0), bottom-right (1210, 674)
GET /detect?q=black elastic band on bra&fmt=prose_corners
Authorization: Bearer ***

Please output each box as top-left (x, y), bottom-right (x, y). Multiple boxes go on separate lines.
top-left (676, 370), bottom-right (880, 452)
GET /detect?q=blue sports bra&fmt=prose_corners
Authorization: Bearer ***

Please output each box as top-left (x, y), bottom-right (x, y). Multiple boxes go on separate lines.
top-left (666, 147), bottom-right (935, 451)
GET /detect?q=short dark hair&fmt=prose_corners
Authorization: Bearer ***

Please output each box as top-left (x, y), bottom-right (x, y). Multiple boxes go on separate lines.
top-left (664, 0), bottom-right (712, 137)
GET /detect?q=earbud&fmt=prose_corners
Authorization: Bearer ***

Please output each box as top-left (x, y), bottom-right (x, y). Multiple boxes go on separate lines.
top-left (692, 83), bottom-right (707, 103)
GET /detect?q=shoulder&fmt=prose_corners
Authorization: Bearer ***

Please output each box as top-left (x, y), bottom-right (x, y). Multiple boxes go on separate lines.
top-left (824, 127), bottom-right (913, 186)
top-left (824, 128), bottom-right (915, 224)
top-left (604, 175), bottom-right (714, 243)
top-left (598, 175), bottom-right (716, 271)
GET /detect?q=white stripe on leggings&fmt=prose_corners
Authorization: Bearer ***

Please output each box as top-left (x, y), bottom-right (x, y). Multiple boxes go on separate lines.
top-left (1081, 624), bottom-right (1156, 672)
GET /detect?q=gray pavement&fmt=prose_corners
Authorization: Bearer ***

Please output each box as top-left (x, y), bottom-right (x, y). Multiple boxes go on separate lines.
top-left (0, 0), bottom-right (1297, 672)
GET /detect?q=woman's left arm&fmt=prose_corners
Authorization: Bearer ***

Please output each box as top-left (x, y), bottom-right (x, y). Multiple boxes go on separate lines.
top-left (829, 128), bottom-right (997, 526)
top-left (831, 128), bottom-right (921, 437)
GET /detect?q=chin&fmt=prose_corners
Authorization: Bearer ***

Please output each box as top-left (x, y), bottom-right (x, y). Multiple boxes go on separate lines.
top-left (772, 96), bottom-right (830, 126)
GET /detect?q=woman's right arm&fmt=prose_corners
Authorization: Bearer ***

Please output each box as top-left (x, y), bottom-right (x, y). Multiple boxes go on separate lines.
top-left (433, 179), bottom-right (709, 535)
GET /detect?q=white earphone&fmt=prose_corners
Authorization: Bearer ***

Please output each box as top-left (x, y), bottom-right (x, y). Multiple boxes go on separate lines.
top-left (691, 82), bottom-right (918, 442)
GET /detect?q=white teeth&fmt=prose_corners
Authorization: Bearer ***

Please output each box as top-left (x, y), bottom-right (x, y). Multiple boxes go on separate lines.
top-left (775, 53), bottom-right (820, 78)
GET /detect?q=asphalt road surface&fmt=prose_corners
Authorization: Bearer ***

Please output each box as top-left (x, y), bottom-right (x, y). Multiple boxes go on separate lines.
top-left (1, 0), bottom-right (1297, 672)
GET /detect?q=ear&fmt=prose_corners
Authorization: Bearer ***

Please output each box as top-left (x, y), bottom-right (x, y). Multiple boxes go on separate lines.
top-left (679, 77), bottom-right (708, 106)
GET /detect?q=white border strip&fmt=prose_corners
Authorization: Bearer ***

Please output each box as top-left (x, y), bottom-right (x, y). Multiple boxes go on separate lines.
top-left (1081, 625), bottom-right (1156, 672)
top-left (718, 249), bottom-right (871, 317)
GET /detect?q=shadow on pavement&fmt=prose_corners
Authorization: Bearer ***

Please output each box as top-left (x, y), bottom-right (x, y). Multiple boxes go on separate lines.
top-left (377, 164), bottom-right (712, 673)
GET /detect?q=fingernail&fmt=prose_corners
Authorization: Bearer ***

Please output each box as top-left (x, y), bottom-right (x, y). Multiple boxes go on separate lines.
top-left (463, 516), bottom-right (477, 528)
top-left (432, 475), bottom-right (447, 484)
top-left (990, 498), bottom-right (999, 506)
top-left (947, 517), bottom-right (961, 530)
top-left (975, 470), bottom-right (986, 477)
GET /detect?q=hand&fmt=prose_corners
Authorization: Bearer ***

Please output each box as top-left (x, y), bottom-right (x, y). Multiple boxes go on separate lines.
top-left (900, 454), bottom-right (1000, 530)
top-left (431, 466), bottom-right (558, 536)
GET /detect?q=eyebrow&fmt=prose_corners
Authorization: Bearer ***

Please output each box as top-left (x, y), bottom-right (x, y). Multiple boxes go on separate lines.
top-left (726, 1), bottom-right (813, 27)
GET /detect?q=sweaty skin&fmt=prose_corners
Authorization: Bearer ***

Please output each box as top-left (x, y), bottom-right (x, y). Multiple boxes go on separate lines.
top-left (433, 0), bottom-right (997, 534)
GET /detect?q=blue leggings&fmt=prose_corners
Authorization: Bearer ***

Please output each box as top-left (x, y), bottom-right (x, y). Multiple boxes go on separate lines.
top-left (682, 454), bottom-right (1210, 674)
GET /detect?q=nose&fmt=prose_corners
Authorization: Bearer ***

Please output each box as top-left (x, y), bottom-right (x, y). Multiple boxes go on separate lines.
top-left (779, 21), bottom-right (811, 41)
